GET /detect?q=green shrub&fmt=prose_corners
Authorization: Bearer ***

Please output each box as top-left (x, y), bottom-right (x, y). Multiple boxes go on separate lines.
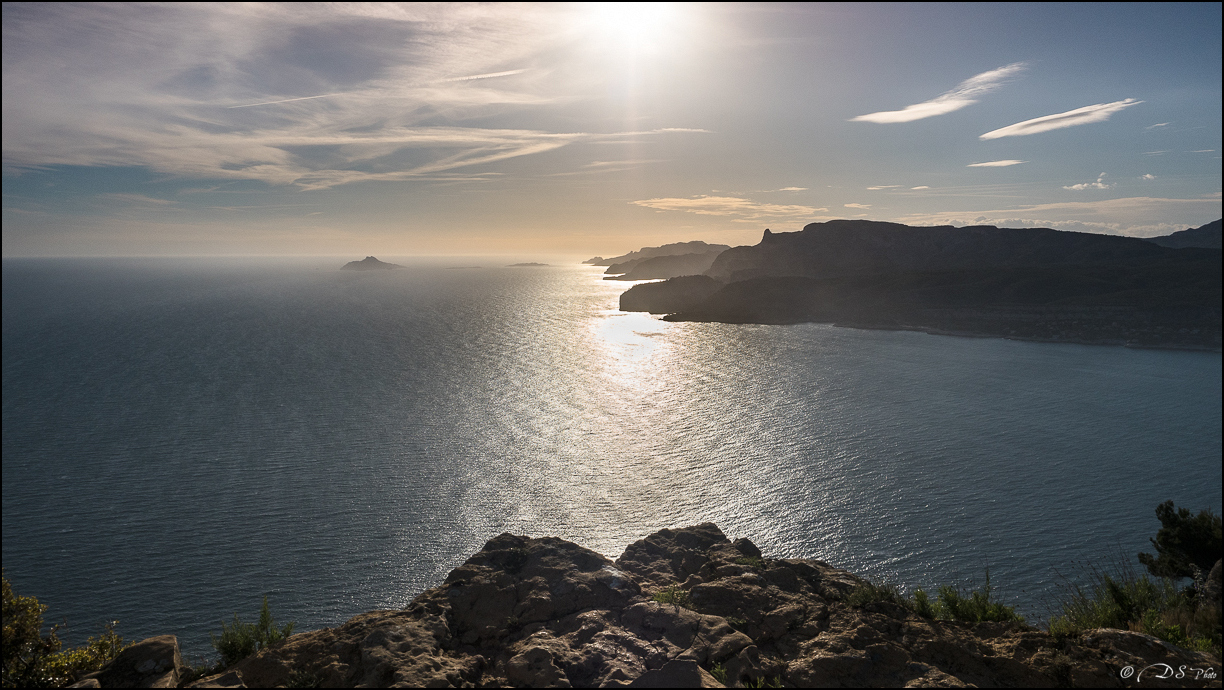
top-left (709, 663), bottom-right (727, 684)
top-left (846, 581), bottom-right (908, 608)
top-left (1137, 501), bottom-right (1221, 580)
top-left (651, 585), bottom-right (693, 610)
top-left (734, 557), bottom-right (767, 570)
top-left (1047, 563), bottom-right (1220, 655)
top-left (2, 571), bottom-right (131, 688)
top-left (847, 570), bottom-right (1024, 624)
top-left (911, 589), bottom-right (935, 619)
top-left (210, 597), bottom-right (295, 668)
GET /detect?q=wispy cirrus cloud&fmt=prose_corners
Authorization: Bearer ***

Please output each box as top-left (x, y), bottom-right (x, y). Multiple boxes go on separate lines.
top-left (968, 160), bottom-right (1026, 167)
top-left (1, 4), bottom-right (702, 190)
top-left (850, 62), bottom-right (1026, 124)
top-left (911, 186), bottom-right (930, 190)
top-left (97, 193), bottom-right (177, 205)
top-left (1144, 122), bottom-right (1170, 130)
top-left (631, 195), bottom-right (829, 222)
top-left (1063, 172), bottom-right (1112, 191)
top-left (844, 203), bottom-right (871, 209)
top-left (980, 99), bottom-right (1142, 139)
top-left (867, 185), bottom-right (902, 190)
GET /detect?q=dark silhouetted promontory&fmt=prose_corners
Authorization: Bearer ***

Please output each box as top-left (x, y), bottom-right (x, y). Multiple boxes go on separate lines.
top-left (621, 220), bottom-right (1221, 350)
top-left (594, 241), bottom-right (730, 271)
top-left (1144, 219), bottom-right (1222, 249)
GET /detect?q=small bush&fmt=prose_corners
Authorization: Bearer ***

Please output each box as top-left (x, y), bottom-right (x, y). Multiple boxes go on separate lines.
top-left (709, 663), bottom-right (727, 684)
top-left (846, 581), bottom-right (908, 608)
top-left (847, 570), bottom-right (1024, 624)
top-left (931, 570), bottom-right (1025, 624)
top-left (2, 571), bottom-right (132, 688)
top-left (734, 557), bottom-right (767, 570)
top-left (651, 585), bottom-right (693, 610)
top-left (911, 589), bottom-right (935, 619)
top-left (210, 597), bottom-right (295, 668)
top-left (1047, 563), bottom-right (1220, 655)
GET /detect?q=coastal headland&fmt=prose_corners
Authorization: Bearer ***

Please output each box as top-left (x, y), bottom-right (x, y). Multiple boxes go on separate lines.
top-left (618, 220), bottom-right (1223, 351)
top-left (73, 524), bottom-right (1220, 688)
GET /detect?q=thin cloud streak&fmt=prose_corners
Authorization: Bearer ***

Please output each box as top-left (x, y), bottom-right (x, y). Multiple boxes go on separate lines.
top-left (980, 99), bottom-right (1142, 139)
top-left (429, 69), bottom-right (529, 83)
top-left (632, 195), bottom-right (829, 222)
top-left (227, 93), bottom-right (349, 109)
top-left (850, 62), bottom-right (1026, 123)
top-left (968, 160), bottom-right (1026, 167)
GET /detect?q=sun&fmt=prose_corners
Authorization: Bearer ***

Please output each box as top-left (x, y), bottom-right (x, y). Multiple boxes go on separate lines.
top-left (592, 2), bottom-right (677, 50)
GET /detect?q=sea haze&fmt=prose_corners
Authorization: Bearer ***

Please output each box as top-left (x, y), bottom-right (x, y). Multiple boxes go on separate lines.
top-left (2, 257), bottom-right (1221, 659)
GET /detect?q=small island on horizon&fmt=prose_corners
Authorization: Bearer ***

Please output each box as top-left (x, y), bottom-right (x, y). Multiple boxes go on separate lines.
top-left (340, 256), bottom-right (403, 271)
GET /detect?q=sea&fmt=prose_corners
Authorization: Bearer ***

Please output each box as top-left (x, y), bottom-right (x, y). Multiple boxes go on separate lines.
top-left (2, 257), bottom-right (1221, 660)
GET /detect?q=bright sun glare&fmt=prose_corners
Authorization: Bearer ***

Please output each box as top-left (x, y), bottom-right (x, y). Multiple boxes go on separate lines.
top-left (593, 2), bottom-right (677, 49)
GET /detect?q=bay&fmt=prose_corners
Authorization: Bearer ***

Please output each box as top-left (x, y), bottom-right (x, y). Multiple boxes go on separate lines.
top-left (3, 257), bottom-right (1220, 660)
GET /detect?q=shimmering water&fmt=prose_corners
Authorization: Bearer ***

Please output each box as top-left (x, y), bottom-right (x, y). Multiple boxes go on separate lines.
top-left (3, 257), bottom-right (1220, 659)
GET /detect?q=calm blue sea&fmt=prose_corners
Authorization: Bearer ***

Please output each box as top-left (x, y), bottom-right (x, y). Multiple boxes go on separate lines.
top-left (3, 257), bottom-right (1221, 660)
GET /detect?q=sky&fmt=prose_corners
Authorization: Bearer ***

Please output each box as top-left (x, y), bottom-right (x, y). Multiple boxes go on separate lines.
top-left (2, 2), bottom-right (1221, 257)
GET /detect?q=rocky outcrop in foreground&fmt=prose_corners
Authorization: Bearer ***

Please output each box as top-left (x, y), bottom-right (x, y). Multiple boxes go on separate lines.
top-left (78, 525), bottom-right (1220, 687)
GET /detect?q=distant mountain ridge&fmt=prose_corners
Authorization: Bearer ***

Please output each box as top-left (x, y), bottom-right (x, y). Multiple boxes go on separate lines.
top-left (603, 251), bottom-right (726, 281)
top-left (620, 219), bottom-right (1221, 350)
top-left (1144, 219), bottom-right (1222, 249)
top-left (587, 241), bottom-right (730, 270)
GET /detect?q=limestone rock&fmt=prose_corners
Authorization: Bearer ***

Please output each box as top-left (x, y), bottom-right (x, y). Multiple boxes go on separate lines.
top-left (203, 525), bottom-right (1220, 688)
top-left (184, 669), bottom-right (246, 687)
top-left (88, 634), bottom-right (183, 688)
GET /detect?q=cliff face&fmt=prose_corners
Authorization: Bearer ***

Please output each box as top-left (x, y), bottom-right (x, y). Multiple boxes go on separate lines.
top-left (624, 220), bottom-right (1221, 350)
top-left (705, 220), bottom-right (1199, 282)
top-left (1146, 219), bottom-right (1223, 250)
top-left (178, 524), bottom-right (1217, 688)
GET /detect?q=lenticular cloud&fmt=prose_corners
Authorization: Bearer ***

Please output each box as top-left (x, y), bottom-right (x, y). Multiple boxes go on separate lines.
top-left (980, 99), bottom-right (1142, 139)
top-left (850, 62), bottom-right (1026, 124)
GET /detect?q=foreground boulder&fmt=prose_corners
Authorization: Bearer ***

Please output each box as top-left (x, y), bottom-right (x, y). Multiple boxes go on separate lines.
top-left (69, 634), bottom-right (183, 688)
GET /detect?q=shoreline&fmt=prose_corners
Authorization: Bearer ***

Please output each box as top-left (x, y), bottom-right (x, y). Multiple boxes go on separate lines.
top-left (661, 313), bottom-right (1223, 353)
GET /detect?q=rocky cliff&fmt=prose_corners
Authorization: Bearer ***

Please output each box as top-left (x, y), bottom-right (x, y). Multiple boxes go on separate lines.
top-left (77, 524), bottom-right (1222, 688)
top-left (1145, 220), bottom-right (1222, 250)
top-left (622, 220), bottom-right (1222, 350)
